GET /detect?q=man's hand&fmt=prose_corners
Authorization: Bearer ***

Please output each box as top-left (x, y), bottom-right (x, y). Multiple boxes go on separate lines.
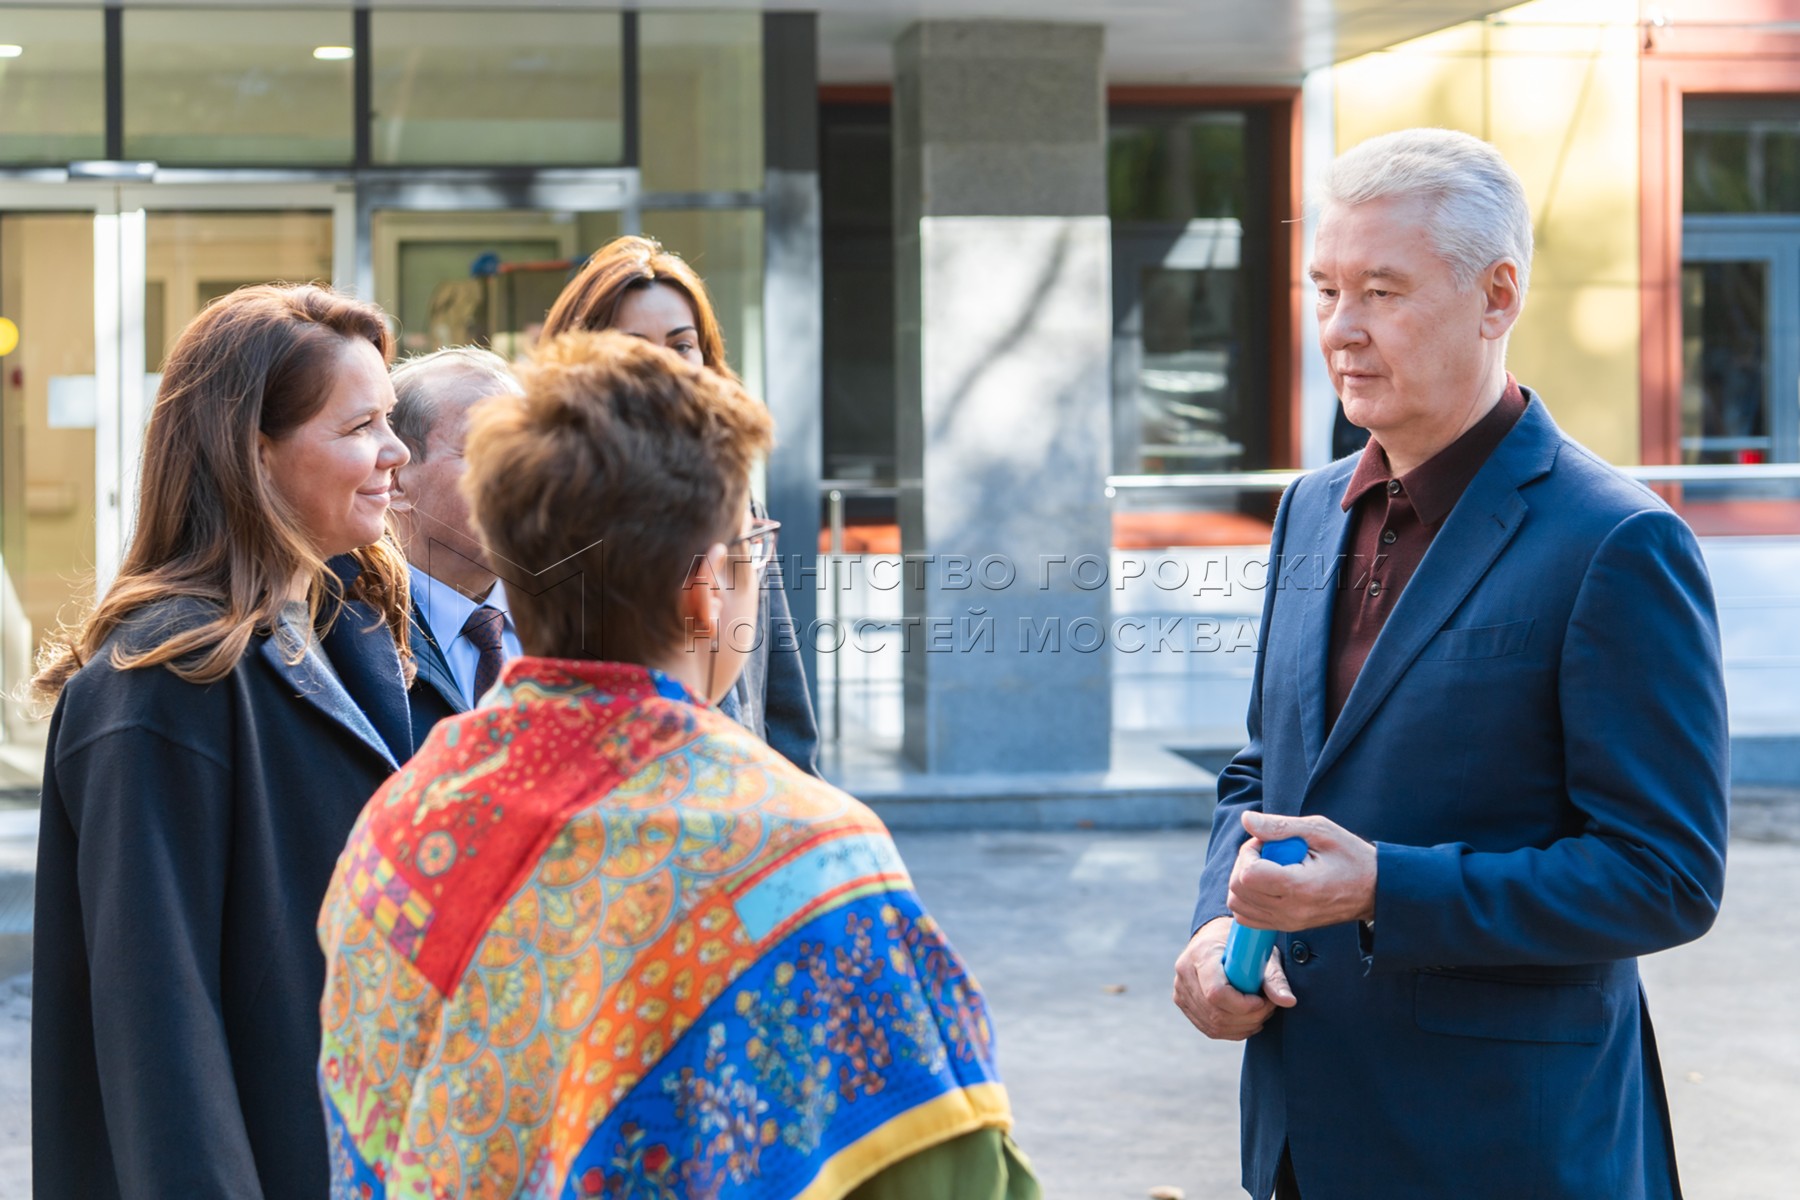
top-left (1172, 915), bottom-right (1296, 1041)
top-left (1229, 811), bottom-right (1377, 931)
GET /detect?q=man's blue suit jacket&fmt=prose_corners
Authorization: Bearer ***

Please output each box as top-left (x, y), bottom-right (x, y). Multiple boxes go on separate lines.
top-left (1193, 394), bottom-right (1729, 1200)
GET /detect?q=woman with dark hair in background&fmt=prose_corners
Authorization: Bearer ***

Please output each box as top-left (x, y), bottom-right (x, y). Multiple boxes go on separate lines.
top-left (541, 235), bottom-right (821, 775)
top-left (32, 284), bottom-right (415, 1200)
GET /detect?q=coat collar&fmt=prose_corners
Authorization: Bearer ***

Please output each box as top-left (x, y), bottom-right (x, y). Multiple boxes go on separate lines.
top-left (258, 556), bottom-right (412, 769)
top-left (1299, 392), bottom-right (1562, 791)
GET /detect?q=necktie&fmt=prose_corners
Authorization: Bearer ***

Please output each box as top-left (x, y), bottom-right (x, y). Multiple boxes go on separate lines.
top-left (461, 604), bottom-right (508, 704)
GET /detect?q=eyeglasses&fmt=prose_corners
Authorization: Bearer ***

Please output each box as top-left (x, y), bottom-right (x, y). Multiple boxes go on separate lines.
top-left (726, 518), bottom-right (780, 577)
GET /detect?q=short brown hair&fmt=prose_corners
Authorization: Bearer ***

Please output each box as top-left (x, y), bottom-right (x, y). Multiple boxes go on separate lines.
top-left (539, 235), bottom-right (737, 383)
top-left (463, 330), bottom-right (772, 663)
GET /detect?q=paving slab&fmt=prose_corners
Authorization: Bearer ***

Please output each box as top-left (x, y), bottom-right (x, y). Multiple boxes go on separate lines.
top-left (893, 806), bottom-right (1800, 1200)
top-left (0, 796), bottom-right (1794, 1198)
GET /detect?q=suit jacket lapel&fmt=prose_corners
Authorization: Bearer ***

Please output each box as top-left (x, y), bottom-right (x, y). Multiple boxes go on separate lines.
top-left (257, 558), bottom-right (414, 769)
top-left (1304, 397), bottom-right (1562, 794)
top-left (260, 618), bottom-right (404, 771)
top-left (320, 603), bottom-right (413, 766)
top-left (1295, 462), bottom-right (1356, 774)
top-left (409, 600), bottom-right (467, 716)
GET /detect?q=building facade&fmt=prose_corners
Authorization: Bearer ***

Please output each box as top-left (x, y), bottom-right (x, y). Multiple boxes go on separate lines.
top-left (0, 0), bottom-right (1795, 794)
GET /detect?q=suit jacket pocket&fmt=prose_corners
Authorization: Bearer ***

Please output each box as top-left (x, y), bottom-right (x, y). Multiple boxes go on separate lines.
top-left (1414, 972), bottom-right (1603, 1044)
top-left (1416, 618), bottom-right (1534, 662)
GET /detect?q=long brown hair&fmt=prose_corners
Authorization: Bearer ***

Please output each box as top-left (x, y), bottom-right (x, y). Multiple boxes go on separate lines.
top-left (540, 235), bottom-right (739, 382)
top-left (33, 284), bottom-right (412, 699)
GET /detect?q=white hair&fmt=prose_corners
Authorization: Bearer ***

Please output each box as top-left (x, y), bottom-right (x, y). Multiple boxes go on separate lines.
top-left (1320, 128), bottom-right (1534, 297)
top-left (390, 345), bottom-right (522, 459)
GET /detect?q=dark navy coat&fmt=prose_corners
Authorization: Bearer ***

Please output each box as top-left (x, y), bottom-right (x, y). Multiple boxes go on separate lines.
top-left (1194, 394), bottom-right (1728, 1200)
top-left (32, 574), bottom-right (409, 1200)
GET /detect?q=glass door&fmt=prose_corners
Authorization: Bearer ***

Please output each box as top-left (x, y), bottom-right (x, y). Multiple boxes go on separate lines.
top-left (0, 210), bottom-right (98, 785)
top-left (0, 183), bottom-right (345, 790)
top-left (1681, 221), bottom-right (1800, 464)
top-left (119, 181), bottom-right (350, 557)
top-left (0, 186), bottom-right (110, 788)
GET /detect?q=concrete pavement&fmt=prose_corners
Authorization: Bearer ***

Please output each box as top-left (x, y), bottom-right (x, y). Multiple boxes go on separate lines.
top-left (0, 799), bottom-right (1793, 1198)
top-left (891, 807), bottom-right (1800, 1199)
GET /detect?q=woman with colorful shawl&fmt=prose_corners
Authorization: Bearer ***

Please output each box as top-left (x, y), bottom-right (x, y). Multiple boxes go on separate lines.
top-left (317, 331), bottom-right (1038, 1200)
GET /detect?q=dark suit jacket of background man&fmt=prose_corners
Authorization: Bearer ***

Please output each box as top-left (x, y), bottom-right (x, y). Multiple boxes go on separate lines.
top-left (1194, 392), bottom-right (1729, 1200)
top-left (406, 595), bottom-right (465, 747)
top-left (406, 549), bottom-right (821, 775)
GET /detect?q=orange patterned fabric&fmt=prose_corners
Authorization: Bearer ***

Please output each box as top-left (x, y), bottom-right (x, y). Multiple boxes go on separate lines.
top-left (319, 659), bottom-right (1010, 1200)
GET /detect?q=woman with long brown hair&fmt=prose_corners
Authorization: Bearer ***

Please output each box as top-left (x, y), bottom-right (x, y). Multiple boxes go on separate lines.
top-left (540, 235), bottom-right (820, 774)
top-left (31, 284), bottom-right (414, 1200)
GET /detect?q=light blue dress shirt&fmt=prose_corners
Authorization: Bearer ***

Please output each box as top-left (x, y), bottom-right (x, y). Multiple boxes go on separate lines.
top-left (409, 565), bottom-right (524, 707)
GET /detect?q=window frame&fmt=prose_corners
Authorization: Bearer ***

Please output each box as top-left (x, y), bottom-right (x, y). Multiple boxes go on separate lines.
top-left (1107, 87), bottom-right (1302, 470)
top-left (24, 6), bottom-right (643, 173)
top-left (1641, 22), bottom-right (1800, 466)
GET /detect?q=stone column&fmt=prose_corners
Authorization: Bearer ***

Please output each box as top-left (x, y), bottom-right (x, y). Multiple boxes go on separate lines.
top-left (761, 13), bottom-right (823, 689)
top-left (894, 21), bottom-right (1113, 774)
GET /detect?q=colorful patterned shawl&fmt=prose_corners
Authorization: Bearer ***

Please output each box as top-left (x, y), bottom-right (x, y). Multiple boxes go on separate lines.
top-left (318, 659), bottom-right (1011, 1199)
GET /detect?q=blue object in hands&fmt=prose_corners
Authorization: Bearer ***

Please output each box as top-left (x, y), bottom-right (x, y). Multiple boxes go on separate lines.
top-left (1222, 837), bottom-right (1311, 994)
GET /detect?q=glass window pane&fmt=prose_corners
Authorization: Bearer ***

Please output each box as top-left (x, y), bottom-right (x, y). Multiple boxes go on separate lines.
top-left (372, 211), bottom-right (629, 358)
top-left (640, 13), bottom-right (763, 192)
top-left (371, 12), bottom-right (623, 167)
top-left (368, 211), bottom-right (758, 380)
top-left (1681, 260), bottom-right (1771, 464)
top-left (0, 214), bottom-right (97, 789)
top-left (1109, 110), bottom-right (1248, 224)
top-left (0, 8), bottom-right (105, 164)
top-left (1685, 97), bottom-right (1800, 215)
top-left (1133, 252), bottom-right (1256, 473)
top-left (146, 213), bottom-right (336, 370)
top-left (638, 210), bottom-right (765, 401)
top-left (1109, 107), bottom-right (1270, 480)
top-left (123, 10), bottom-right (353, 165)
top-left (821, 104), bottom-right (896, 483)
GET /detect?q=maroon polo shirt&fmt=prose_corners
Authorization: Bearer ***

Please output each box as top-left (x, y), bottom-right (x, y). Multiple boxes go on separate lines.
top-left (1326, 377), bottom-right (1528, 729)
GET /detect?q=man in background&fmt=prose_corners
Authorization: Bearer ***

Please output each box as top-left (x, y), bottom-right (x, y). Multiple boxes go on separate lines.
top-left (389, 346), bottom-right (524, 745)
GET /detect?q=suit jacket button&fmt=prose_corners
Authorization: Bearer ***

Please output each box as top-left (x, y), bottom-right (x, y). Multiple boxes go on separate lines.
top-left (1289, 939), bottom-right (1312, 964)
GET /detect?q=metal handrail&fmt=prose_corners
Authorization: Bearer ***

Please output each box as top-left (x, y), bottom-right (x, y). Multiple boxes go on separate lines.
top-left (1615, 464), bottom-right (1800, 482)
top-left (812, 467), bottom-right (1800, 745)
top-left (819, 479), bottom-right (899, 496)
top-left (1106, 462), bottom-right (1800, 494)
top-left (1107, 471), bottom-right (1304, 492)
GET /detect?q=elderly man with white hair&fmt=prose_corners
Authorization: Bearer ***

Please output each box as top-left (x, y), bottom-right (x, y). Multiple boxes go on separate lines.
top-left (1173, 128), bottom-right (1728, 1200)
top-left (388, 346), bottom-right (526, 744)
